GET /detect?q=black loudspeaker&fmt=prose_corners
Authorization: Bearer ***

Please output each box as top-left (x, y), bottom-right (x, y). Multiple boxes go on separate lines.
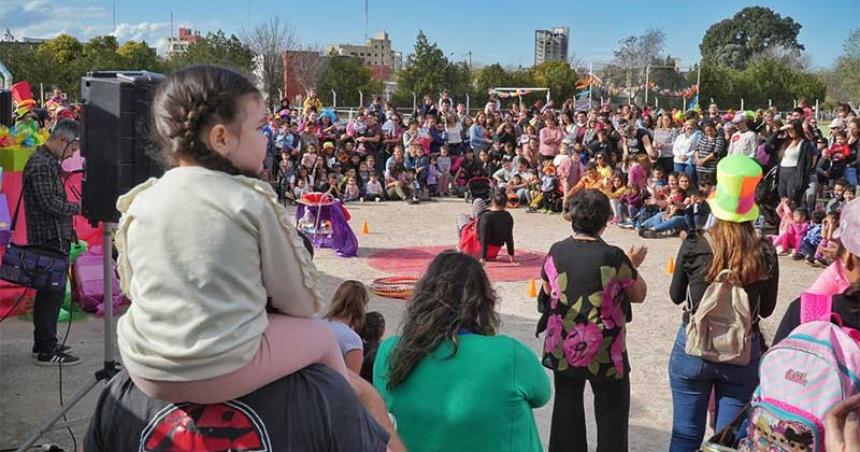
top-left (0, 90), bottom-right (12, 127)
top-left (81, 71), bottom-right (165, 225)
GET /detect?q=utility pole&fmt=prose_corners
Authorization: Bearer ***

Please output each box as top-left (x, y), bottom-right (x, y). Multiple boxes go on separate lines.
top-left (364, 0), bottom-right (369, 42)
top-left (170, 11), bottom-right (174, 38)
top-left (112, 1), bottom-right (116, 33)
top-left (468, 50), bottom-right (472, 70)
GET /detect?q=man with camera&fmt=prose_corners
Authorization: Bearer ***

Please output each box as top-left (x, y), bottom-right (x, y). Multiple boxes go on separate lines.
top-left (22, 118), bottom-right (81, 366)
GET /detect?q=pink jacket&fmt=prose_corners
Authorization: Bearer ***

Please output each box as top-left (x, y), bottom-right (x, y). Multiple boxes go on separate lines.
top-left (539, 126), bottom-right (564, 157)
top-left (808, 261), bottom-right (851, 296)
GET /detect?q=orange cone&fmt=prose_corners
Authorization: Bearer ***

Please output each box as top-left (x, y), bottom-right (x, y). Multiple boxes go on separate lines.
top-left (666, 257), bottom-right (676, 275)
top-left (527, 279), bottom-right (538, 297)
top-left (361, 221), bottom-right (369, 235)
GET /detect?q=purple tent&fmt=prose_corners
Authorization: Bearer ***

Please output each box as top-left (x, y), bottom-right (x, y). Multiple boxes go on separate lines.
top-left (295, 198), bottom-right (358, 257)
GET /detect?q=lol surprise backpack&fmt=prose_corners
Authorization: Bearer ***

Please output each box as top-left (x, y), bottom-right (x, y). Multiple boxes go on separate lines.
top-left (738, 292), bottom-right (860, 451)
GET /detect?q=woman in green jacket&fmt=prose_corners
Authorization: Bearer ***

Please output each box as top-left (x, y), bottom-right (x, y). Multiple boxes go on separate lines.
top-left (374, 251), bottom-right (551, 452)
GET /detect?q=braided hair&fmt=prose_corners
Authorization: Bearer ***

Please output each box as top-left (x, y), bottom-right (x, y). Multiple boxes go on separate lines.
top-left (152, 65), bottom-right (261, 175)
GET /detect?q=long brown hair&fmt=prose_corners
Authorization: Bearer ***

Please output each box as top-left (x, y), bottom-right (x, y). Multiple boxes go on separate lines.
top-left (706, 220), bottom-right (769, 285)
top-left (325, 280), bottom-right (369, 331)
top-left (387, 251), bottom-right (499, 390)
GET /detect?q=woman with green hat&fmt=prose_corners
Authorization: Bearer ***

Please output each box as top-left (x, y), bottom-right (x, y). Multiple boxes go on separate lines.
top-left (667, 154), bottom-right (780, 451)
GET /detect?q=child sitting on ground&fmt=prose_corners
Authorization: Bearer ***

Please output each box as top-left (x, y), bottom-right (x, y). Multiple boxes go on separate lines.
top-left (115, 66), bottom-right (347, 405)
top-left (683, 187), bottom-right (711, 235)
top-left (527, 164), bottom-right (558, 212)
top-left (794, 209), bottom-right (825, 264)
top-left (365, 172), bottom-right (384, 202)
top-left (343, 177), bottom-right (361, 202)
top-left (359, 311), bottom-right (386, 384)
top-left (772, 198), bottom-right (809, 256)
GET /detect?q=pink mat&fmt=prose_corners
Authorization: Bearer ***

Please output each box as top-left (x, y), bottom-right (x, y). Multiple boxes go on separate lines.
top-left (367, 245), bottom-right (545, 282)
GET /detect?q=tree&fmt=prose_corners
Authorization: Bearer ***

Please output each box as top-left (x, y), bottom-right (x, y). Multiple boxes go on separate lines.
top-left (117, 40), bottom-right (160, 70)
top-left (700, 6), bottom-right (803, 70)
top-left (288, 45), bottom-right (329, 97)
top-left (530, 61), bottom-right (577, 103)
top-left (827, 29), bottom-right (860, 102)
top-left (396, 31), bottom-right (451, 98)
top-left (317, 55), bottom-right (381, 106)
top-left (37, 34), bottom-right (83, 65)
top-left (168, 30), bottom-right (255, 74)
top-left (243, 16), bottom-right (297, 110)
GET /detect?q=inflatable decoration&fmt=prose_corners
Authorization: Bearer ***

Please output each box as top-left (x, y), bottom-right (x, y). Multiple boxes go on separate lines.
top-left (295, 193), bottom-right (358, 257)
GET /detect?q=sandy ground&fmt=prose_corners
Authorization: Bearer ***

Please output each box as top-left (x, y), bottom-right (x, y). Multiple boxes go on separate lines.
top-left (0, 198), bottom-right (819, 451)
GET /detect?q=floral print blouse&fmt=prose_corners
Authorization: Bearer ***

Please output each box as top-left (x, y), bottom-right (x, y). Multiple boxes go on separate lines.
top-left (541, 237), bottom-right (637, 380)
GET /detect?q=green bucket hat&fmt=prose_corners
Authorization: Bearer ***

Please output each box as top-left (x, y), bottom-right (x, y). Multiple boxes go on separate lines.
top-left (707, 155), bottom-right (762, 223)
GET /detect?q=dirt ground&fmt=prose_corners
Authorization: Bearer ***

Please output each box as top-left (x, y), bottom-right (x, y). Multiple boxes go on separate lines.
top-left (0, 198), bottom-right (820, 451)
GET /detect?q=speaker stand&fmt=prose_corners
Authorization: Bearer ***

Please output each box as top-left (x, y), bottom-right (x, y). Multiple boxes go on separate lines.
top-left (16, 223), bottom-right (121, 452)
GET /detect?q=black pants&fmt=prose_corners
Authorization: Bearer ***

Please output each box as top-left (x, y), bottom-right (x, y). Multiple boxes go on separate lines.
top-left (33, 282), bottom-right (66, 354)
top-left (549, 373), bottom-right (630, 452)
top-left (778, 166), bottom-right (802, 204)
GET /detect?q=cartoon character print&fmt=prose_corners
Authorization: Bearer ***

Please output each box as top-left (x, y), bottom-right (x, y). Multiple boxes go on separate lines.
top-left (140, 400), bottom-right (272, 452)
top-left (738, 410), bottom-right (815, 452)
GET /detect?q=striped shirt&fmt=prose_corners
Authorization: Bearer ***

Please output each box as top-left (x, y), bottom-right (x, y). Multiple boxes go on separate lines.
top-left (694, 135), bottom-right (726, 173)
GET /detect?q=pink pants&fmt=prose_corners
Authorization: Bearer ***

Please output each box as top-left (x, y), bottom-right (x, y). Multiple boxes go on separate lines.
top-left (772, 230), bottom-right (801, 251)
top-left (436, 173), bottom-right (450, 195)
top-left (129, 315), bottom-right (349, 404)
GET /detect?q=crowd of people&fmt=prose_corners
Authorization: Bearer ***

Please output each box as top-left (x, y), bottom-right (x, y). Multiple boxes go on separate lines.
top-left (11, 65), bottom-right (860, 452)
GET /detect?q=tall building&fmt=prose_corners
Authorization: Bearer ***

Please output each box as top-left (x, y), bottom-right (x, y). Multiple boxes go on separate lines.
top-left (327, 31), bottom-right (397, 70)
top-left (165, 27), bottom-right (202, 58)
top-left (534, 27), bottom-right (569, 66)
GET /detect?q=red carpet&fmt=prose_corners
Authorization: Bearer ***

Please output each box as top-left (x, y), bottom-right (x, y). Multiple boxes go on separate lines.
top-left (367, 245), bottom-right (545, 282)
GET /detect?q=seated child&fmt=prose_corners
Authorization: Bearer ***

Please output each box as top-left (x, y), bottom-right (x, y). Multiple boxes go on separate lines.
top-left (794, 209), bottom-right (825, 263)
top-left (507, 173), bottom-right (527, 207)
top-left (343, 177), bottom-right (361, 202)
top-left (364, 172), bottom-right (384, 202)
top-left (427, 154), bottom-right (440, 196)
top-left (527, 164), bottom-right (558, 212)
top-left (772, 198), bottom-right (809, 255)
top-left (116, 66), bottom-right (347, 405)
top-left (684, 187), bottom-right (711, 235)
top-left (359, 311), bottom-right (386, 384)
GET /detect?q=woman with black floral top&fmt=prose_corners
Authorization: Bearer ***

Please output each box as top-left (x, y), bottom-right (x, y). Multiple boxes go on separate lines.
top-left (540, 189), bottom-right (648, 452)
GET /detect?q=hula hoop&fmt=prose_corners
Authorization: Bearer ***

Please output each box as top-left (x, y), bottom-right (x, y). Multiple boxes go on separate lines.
top-left (370, 275), bottom-right (419, 300)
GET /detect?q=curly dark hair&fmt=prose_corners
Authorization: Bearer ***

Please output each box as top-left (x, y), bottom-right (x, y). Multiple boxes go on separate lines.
top-left (151, 65), bottom-right (261, 176)
top-left (386, 251), bottom-right (499, 390)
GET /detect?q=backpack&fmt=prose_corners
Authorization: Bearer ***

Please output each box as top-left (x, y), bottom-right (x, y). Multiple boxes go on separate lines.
top-left (737, 292), bottom-right (860, 452)
top-left (685, 269), bottom-right (755, 366)
top-left (755, 143), bottom-right (770, 167)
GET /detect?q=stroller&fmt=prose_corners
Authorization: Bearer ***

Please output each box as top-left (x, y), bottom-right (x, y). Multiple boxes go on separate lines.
top-left (465, 177), bottom-right (493, 203)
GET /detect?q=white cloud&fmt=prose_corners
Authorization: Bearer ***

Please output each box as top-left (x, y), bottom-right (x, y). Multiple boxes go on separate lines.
top-left (112, 22), bottom-right (169, 44)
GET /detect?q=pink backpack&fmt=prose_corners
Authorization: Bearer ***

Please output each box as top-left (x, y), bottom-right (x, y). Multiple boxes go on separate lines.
top-left (739, 292), bottom-right (860, 451)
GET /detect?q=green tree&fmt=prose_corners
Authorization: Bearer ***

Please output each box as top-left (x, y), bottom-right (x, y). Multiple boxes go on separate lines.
top-left (36, 34), bottom-right (83, 64)
top-left (700, 6), bottom-right (803, 70)
top-left (117, 40), bottom-right (160, 70)
top-left (530, 61), bottom-right (577, 103)
top-left (317, 55), bottom-right (382, 106)
top-left (396, 31), bottom-right (451, 99)
top-left (167, 30), bottom-right (255, 74)
top-left (827, 29), bottom-right (860, 102)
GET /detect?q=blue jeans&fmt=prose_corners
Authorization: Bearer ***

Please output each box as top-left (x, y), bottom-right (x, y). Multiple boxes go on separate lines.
top-left (674, 162), bottom-right (697, 183)
top-left (669, 326), bottom-right (761, 452)
top-left (845, 167), bottom-right (858, 187)
top-left (641, 212), bottom-right (688, 232)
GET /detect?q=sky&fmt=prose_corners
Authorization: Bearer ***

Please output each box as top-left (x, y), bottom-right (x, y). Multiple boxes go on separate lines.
top-left (1, 0), bottom-right (857, 70)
